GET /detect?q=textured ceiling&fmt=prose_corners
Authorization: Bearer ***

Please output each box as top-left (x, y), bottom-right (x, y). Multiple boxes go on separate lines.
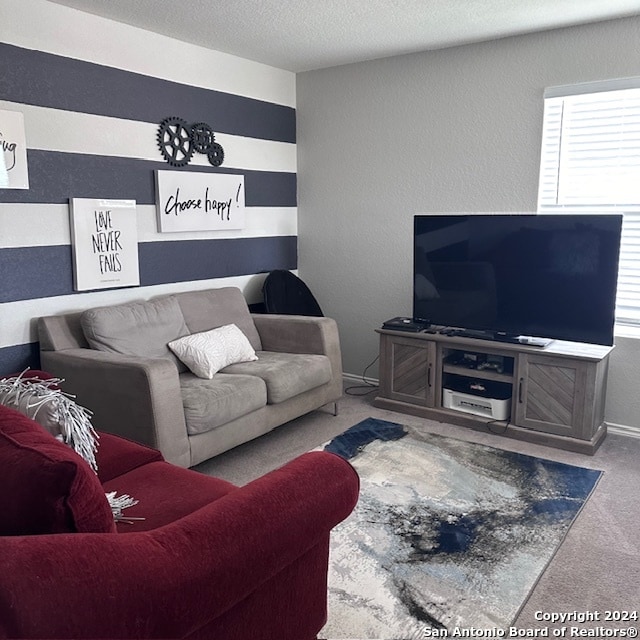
top-left (46, 0), bottom-right (640, 72)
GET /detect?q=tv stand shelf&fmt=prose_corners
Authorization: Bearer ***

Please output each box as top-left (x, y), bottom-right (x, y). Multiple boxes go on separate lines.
top-left (374, 329), bottom-right (613, 454)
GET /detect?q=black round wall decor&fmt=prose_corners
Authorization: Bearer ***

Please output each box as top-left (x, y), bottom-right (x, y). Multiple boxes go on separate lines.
top-left (157, 116), bottom-right (195, 167)
top-left (157, 117), bottom-right (225, 167)
top-left (207, 142), bottom-right (225, 167)
top-left (190, 122), bottom-right (215, 153)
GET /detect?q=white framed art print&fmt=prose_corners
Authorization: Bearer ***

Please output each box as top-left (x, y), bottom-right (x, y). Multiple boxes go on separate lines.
top-left (155, 170), bottom-right (245, 232)
top-left (69, 198), bottom-right (140, 291)
top-left (0, 109), bottom-right (29, 189)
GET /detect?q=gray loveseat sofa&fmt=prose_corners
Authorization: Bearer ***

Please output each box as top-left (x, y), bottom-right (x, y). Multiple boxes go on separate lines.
top-left (37, 287), bottom-right (342, 468)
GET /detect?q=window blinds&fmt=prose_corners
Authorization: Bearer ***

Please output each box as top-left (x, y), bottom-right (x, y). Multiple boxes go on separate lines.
top-left (537, 79), bottom-right (640, 326)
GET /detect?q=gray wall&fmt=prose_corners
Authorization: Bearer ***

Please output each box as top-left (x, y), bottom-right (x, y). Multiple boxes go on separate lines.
top-left (297, 16), bottom-right (640, 430)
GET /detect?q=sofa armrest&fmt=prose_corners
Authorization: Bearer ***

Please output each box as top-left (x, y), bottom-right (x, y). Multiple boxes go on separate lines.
top-left (0, 451), bottom-right (359, 640)
top-left (252, 314), bottom-right (343, 378)
top-left (95, 431), bottom-right (164, 483)
top-left (39, 349), bottom-right (190, 468)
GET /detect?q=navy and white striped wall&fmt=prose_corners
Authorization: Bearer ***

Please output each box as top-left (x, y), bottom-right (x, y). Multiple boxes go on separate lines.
top-left (0, 0), bottom-right (297, 376)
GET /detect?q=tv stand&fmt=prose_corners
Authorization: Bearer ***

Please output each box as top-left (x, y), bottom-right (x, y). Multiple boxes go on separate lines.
top-left (374, 328), bottom-right (613, 454)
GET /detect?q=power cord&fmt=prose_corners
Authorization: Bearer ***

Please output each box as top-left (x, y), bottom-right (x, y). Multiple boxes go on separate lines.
top-left (345, 355), bottom-right (380, 396)
top-left (485, 418), bottom-right (510, 435)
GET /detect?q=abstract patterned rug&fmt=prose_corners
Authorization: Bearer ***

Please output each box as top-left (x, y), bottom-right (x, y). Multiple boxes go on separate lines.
top-left (319, 418), bottom-right (602, 640)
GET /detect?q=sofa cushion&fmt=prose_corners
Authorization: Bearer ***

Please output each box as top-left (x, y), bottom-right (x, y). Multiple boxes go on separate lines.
top-left (102, 460), bottom-right (237, 531)
top-left (95, 431), bottom-right (164, 484)
top-left (169, 324), bottom-right (258, 379)
top-left (173, 287), bottom-right (263, 351)
top-left (179, 373), bottom-right (267, 435)
top-left (222, 352), bottom-right (332, 404)
top-left (0, 404), bottom-right (116, 535)
top-left (81, 296), bottom-right (190, 371)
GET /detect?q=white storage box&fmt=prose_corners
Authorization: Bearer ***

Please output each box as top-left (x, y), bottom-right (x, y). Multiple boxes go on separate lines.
top-left (442, 388), bottom-right (511, 421)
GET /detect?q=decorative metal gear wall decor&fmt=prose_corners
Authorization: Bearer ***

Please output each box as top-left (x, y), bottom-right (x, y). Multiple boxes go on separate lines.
top-left (157, 117), bottom-right (195, 167)
top-left (207, 142), bottom-right (225, 167)
top-left (190, 122), bottom-right (215, 153)
top-left (157, 117), bottom-right (225, 167)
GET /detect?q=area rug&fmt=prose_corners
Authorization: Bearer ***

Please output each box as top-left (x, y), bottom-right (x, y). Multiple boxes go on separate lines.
top-left (319, 417), bottom-right (603, 640)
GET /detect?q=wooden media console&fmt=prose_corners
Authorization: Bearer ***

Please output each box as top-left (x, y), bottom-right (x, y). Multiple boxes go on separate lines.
top-left (374, 328), bottom-right (613, 454)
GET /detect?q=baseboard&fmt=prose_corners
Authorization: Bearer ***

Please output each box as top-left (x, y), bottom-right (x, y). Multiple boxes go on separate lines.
top-left (606, 422), bottom-right (640, 439)
top-left (343, 372), bottom-right (379, 386)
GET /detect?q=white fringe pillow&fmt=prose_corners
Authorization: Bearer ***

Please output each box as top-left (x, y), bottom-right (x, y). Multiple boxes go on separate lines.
top-left (0, 371), bottom-right (99, 471)
top-left (168, 324), bottom-right (258, 379)
top-left (0, 371), bottom-right (140, 522)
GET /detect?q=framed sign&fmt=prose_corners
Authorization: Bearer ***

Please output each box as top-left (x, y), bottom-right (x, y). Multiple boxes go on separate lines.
top-left (155, 170), bottom-right (245, 232)
top-left (70, 198), bottom-right (140, 291)
top-left (0, 109), bottom-right (29, 189)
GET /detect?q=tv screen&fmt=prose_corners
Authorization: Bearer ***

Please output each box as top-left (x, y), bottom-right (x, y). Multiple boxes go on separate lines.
top-left (413, 214), bottom-right (622, 346)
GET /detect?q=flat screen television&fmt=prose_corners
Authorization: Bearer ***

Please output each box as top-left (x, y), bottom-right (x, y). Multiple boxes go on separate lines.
top-left (413, 213), bottom-right (622, 346)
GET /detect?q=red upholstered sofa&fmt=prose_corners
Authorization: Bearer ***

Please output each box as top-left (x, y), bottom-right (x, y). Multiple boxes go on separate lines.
top-left (0, 378), bottom-right (359, 640)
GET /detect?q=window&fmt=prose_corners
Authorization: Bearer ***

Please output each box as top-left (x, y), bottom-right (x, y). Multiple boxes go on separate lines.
top-left (537, 78), bottom-right (640, 327)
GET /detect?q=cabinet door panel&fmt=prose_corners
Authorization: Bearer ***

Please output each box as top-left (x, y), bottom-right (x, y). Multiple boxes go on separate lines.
top-left (515, 355), bottom-right (587, 437)
top-left (524, 363), bottom-right (576, 424)
top-left (380, 335), bottom-right (436, 406)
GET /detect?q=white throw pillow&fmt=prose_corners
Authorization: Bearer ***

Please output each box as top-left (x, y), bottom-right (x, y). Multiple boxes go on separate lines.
top-left (168, 324), bottom-right (258, 379)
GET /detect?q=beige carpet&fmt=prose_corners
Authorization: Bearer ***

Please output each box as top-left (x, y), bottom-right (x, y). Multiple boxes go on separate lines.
top-left (194, 382), bottom-right (640, 634)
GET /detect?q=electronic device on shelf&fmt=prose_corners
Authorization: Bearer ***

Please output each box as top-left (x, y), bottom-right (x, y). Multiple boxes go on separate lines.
top-left (382, 317), bottom-right (429, 332)
top-left (442, 373), bottom-right (512, 420)
top-left (412, 213), bottom-right (622, 347)
top-left (477, 360), bottom-right (504, 373)
top-left (444, 351), bottom-right (508, 374)
top-left (442, 389), bottom-right (511, 420)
